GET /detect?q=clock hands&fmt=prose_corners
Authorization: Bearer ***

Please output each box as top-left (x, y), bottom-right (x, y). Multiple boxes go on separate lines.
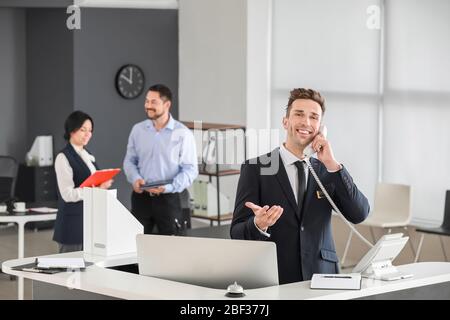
top-left (129, 66), bottom-right (133, 84)
top-left (117, 65), bottom-right (144, 98)
top-left (119, 73), bottom-right (132, 85)
top-left (119, 67), bottom-right (134, 85)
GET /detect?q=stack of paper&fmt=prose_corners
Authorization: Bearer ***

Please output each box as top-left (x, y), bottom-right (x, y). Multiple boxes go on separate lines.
top-left (37, 258), bottom-right (85, 269)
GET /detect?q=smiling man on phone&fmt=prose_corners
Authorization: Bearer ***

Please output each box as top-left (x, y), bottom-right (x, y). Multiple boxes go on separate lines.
top-left (231, 88), bottom-right (370, 284)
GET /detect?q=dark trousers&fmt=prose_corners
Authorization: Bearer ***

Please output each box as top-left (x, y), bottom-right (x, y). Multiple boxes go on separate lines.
top-left (131, 191), bottom-right (183, 235)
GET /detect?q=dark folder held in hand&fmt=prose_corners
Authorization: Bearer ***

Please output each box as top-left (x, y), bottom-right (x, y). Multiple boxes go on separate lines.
top-left (140, 179), bottom-right (173, 190)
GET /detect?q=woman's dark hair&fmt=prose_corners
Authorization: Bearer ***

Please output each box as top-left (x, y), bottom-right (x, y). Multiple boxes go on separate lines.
top-left (63, 111), bottom-right (94, 141)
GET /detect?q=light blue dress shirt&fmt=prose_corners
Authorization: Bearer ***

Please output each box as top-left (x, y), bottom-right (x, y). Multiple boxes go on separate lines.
top-left (123, 115), bottom-right (198, 193)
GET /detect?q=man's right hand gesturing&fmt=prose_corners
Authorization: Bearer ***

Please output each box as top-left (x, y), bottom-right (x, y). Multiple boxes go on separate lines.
top-left (245, 202), bottom-right (284, 231)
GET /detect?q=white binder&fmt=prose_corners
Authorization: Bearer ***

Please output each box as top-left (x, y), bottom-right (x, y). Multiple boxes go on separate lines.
top-left (83, 188), bottom-right (143, 257)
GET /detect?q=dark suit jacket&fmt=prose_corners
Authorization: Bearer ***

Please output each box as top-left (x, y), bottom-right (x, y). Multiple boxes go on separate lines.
top-left (230, 148), bottom-right (370, 284)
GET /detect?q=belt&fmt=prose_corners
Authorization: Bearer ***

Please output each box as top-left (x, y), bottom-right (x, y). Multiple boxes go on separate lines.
top-left (136, 191), bottom-right (176, 198)
top-left (146, 192), bottom-right (177, 197)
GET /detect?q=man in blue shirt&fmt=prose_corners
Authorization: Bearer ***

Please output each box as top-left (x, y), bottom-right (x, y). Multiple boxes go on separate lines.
top-left (123, 84), bottom-right (198, 235)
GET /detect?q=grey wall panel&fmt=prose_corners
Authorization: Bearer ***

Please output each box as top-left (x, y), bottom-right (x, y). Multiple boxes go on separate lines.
top-left (26, 8), bottom-right (74, 153)
top-left (74, 8), bottom-right (179, 207)
top-left (0, 8), bottom-right (27, 161)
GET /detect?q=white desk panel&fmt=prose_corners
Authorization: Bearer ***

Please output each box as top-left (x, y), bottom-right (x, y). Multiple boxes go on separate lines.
top-left (3, 252), bottom-right (450, 300)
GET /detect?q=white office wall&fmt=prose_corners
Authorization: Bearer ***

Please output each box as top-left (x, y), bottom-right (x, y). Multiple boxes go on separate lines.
top-left (383, 0), bottom-right (450, 224)
top-left (385, 0), bottom-right (450, 92)
top-left (179, 0), bottom-right (247, 210)
top-left (179, 0), bottom-right (246, 125)
top-left (272, 0), bottom-right (380, 93)
top-left (271, 0), bottom-right (381, 206)
top-left (246, 0), bottom-right (273, 158)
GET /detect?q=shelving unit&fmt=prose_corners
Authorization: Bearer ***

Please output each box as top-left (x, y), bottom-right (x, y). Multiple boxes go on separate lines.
top-left (182, 121), bottom-right (246, 226)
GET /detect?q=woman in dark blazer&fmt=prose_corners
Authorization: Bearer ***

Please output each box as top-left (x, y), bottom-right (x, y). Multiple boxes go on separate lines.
top-left (53, 111), bottom-right (113, 253)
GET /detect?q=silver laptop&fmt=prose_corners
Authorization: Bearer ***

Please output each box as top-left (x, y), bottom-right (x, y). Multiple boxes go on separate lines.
top-left (136, 234), bottom-right (279, 289)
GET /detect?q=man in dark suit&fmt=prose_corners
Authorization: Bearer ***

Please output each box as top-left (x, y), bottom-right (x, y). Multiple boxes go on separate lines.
top-left (231, 88), bottom-right (370, 284)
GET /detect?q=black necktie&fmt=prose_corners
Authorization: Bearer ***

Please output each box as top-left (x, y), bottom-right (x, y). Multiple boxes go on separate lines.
top-left (294, 161), bottom-right (306, 216)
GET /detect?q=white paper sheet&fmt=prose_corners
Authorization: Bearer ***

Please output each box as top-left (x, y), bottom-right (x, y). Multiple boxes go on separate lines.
top-left (37, 258), bottom-right (85, 269)
top-left (28, 207), bottom-right (58, 213)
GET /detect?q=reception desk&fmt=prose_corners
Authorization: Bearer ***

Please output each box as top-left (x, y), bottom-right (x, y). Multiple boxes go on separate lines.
top-left (2, 252), bottom-right (450, 300)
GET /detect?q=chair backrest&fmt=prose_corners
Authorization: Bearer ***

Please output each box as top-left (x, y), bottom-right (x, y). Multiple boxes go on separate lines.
top-left (373, 183), bottom-right (412, 225)
top-left (441, 190), bottom-right (450, 229)
top-left (0, 156), bottom-right (18, 202)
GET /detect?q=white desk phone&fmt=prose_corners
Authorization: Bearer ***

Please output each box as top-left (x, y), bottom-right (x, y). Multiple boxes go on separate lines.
top-left (304, 125), bottom-right (412, 285)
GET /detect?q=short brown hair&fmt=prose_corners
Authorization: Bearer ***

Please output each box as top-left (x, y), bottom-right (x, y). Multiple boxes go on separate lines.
top-left (148, 84), bottom-right (172, 102)
top-left (286, 88), bottom-right (325, 116)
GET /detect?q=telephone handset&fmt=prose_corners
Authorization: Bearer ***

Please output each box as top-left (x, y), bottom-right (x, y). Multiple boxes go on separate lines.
top-left (302, 125), bottom-right (374, 249)
top-left (303, 124), bottom-right (328, 158)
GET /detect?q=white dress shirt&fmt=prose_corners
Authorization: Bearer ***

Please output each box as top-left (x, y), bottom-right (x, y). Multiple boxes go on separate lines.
top-left (254, 144), bottom-right (341, 237)
top-left (54, 143), bottom-right (97, 203)
top-left (279, 143), bottom-right (309, 203)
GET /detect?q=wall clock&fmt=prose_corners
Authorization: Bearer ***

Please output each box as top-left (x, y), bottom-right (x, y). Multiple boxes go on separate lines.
top-left (115, 64), bottom-right (145, 99)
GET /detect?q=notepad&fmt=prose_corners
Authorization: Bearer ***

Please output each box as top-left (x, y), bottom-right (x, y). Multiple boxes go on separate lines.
top-left (310, 273), bottom-right (361, 290)
top-left (37, 258), bottom-right (85, 269)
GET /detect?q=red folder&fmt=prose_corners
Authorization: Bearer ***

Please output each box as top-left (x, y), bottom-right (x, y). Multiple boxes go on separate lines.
top-left (79, 168), bottom-right (121, 188)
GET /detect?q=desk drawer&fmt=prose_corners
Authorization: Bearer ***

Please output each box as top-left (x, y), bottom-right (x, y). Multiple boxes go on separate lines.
top-left (35, 168), bottom-right (56, 181)
top-left (40, 177), bottom-right (56, 188)
top-left (35, 187), bottom-right (57, 201)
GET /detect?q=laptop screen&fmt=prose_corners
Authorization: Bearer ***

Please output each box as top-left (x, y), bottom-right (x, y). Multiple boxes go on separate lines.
top-left (136, 234), bottom-right (279, 289)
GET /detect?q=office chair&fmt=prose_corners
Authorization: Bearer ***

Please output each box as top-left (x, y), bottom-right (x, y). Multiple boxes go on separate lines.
top-left (0, 156), bottom-right (18, 206)
top-left (414, 190), bottom-right (450, 262)
top-left (341, 183), bottom-right (414, 267)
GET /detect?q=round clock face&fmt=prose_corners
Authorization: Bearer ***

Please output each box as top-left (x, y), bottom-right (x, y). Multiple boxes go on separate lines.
top-left (115, 64), bottom-right (145, 99)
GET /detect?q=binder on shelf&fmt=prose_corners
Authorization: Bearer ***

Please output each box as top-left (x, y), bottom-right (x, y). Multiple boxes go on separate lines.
top-left (79, 168), bottom-right (121, 188)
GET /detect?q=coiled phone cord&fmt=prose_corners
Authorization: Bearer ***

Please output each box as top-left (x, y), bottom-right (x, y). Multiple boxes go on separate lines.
top-left (304, 157), bottom-right (374, 248)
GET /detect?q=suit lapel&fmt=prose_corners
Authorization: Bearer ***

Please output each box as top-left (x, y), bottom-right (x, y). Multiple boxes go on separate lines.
top-left (273, 149), bottom-right (299, 219)
top-left (302, 158), bottom-right (320, 222)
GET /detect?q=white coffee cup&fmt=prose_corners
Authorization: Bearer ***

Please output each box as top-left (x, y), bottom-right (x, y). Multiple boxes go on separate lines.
top-left (0, 203), bottom-right (7, 212)
top-left (14, 202), bottom-right (26, 212)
